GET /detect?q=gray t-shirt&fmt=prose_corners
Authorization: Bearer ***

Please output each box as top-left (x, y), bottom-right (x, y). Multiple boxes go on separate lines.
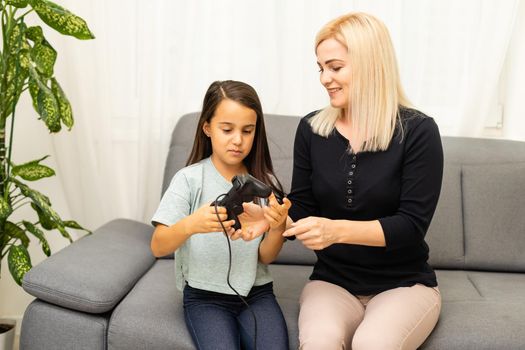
top-left (152, 157), bottom-right (273, 296)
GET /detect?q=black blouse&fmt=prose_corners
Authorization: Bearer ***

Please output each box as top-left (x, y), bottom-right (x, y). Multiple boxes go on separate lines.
top-left (288, 107), bottom-right (444, 295)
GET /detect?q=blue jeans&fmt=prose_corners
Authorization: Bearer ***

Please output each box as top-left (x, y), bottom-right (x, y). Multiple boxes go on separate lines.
top-left (183, 282), bottom-right (289, 350)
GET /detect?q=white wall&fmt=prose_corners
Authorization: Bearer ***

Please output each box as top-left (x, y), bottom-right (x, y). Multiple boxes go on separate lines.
top-left (501, 0), bottom-right (525, 141)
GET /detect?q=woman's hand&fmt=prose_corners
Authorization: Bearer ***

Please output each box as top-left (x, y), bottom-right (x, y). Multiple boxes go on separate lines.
top-left (187, 203), bottom-right (236, 235)
top-left (264, 193), bottom-right (292, 230)
top-left (283, 216), bottom-right (337, 250)
top-left (230, 202), bottom-right (270, 241)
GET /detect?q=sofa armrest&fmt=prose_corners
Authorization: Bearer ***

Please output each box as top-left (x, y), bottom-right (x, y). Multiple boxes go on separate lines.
top-left (22, 218), bottom-right (156, 314)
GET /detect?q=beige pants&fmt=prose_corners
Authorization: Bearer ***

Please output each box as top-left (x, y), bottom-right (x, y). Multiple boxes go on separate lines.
top-left (298, 280), bottom-right (441, 350)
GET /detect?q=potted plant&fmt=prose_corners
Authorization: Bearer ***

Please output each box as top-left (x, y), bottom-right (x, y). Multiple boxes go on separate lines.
top-left (1, 0), bottom-right (93, 346)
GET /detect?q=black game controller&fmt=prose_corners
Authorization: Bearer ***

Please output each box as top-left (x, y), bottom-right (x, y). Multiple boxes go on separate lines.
top-left (211, 174), bottom-right (273, 230)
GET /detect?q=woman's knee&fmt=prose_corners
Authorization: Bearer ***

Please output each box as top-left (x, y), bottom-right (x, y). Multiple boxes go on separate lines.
top-left (300, 333), bottom-right (347, 350)
top-left (352, 331), bottom-right (401, 350)
top-left (299, 319), bottom-right (355, 349)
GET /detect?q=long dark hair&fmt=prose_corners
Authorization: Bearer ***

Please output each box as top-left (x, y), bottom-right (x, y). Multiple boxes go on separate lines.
top-left (186, 80), bottom-right (284, 196)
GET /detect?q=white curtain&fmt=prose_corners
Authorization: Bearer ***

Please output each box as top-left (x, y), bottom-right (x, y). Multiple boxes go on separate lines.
top-left (35, 0), bottom-right (518, 231)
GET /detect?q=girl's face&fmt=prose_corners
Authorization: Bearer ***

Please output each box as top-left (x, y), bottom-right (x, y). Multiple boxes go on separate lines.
top-left (203, 99), bottom-right (257, 173)
top-left (316, 38), bottom-right (352, 110)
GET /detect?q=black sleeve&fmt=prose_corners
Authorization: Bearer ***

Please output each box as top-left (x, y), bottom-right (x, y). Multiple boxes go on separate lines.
top-left (379, 117), bottom-right (444, 251)
top-left (288, 116), bottom-right (320, 221)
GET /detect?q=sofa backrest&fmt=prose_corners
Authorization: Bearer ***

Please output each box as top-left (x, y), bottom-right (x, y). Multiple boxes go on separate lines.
top-left (427, 137), bottom-right (525, 272)
top-left (163, 113), bottom-right (525, 272)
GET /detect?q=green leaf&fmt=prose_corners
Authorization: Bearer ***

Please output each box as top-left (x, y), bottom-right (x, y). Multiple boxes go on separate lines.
top-left (8, 245), bottom-right (32, 286)
top-left (28, 73), bottom-right (40, 111)
top-left (25, 26), bottom-right (44, 42)
top-left (19, 47), bottom-right (32, 69)
top-left (30, 0), bottom-right (95, 40)
top-left (12, 156), bottom-right (56, 181)
top-left (64, 220), bottom-right (90, 233)
top-left (3, 23), bottom-right (30, 118)
top-left (25, 27), bottom-right (57, 78)
top-left (28, 67), bottom-right (61, 132)
top-left (5, 221), bottom-right (30, 248)
top-left (4, 55), bottom-right (29, 118)
top-left (14, 180), bottom-right (72, 242)
top-left (55, 224), bottom-right (73, 242)
top-left (14, 180), bottom-right (60, 224)
top-left (22, 221), bottom-right (51, 256)
top-left (7, 0), bottom-right (29, 8)
top-left (8, 21), bottom-right (27, 55)
top-left (0, 196), bottom-right (13, 222)
top-left (51, 78), bottom-right (73, 129)
top-left (31, 39), bottom-right (57, 78)
top-left (31, 203), bottom-right (56, 230)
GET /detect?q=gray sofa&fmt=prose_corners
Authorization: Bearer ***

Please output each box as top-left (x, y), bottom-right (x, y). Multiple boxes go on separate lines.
top-left (20, 113), bottom-right (525, 349)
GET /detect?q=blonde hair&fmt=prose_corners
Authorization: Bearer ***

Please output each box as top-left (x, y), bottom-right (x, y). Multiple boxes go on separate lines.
top-left (310, 12), bottom-right (411, 152)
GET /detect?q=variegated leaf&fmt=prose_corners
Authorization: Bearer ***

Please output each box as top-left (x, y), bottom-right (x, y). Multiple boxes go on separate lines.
top-left (5, 221), bottom-right (30, 248)
top-left (28, 67), bottom-right (61, 132)
top-left (31, 0), bottom-right (95, 40)
top-left (22, 221), bottom-right (51, 256)
top-left (0, 196), bottom-right (13, 222)
top-left (12, 162), bottom-right (55, 181)
top-left (8, 245), bottom-right (32, 286)
top-left (6, 0), bottom-right (29, 8)
top-left (64, 220), bottom-right (90, 233)
top-left (14, 180), bottom-right (70, 241)
top-left (3, 55), bottom-right (29, 118)
top-left (8, 21), bottom-right (27, 54)
top-left (31, 39), bottom-right (57, 78)
top-left (31, 203), bottom-right (56, 230)
top-left (3, 23), bottom-right (29, 118)
top-left (25, 26), bottom-right (44, 42)
top-left (28, 74), bottom-right (40, 111)
top-left (20, 47), bottom-right (31, 69)
top-left (55, 224), bottom-right (73, 242)
top-left (50, 78), bottom-right (73, 129)
top-left (14, 179), bottom-right (60, 225)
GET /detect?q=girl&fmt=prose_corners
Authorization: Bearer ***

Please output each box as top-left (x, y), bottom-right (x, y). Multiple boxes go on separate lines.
top-left (151, 80), bottom-right (291, 350)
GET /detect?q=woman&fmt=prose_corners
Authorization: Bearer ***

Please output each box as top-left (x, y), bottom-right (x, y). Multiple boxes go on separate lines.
top-left (282, 12), bottom-right (443, 350)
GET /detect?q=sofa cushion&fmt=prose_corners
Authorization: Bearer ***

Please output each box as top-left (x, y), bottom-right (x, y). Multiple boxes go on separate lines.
top-left (108, 259), bottom-right (193, 350)
top-left (108, 260), bottom-right (525, 350)
top-left (423, 270), bottom-right (525, 349)
top-left (108, 260), bottom-right (313, 350)
top-left (22, 219), bottom-right (155, 313)
top-left (462, 162), bottom-right (525, 272)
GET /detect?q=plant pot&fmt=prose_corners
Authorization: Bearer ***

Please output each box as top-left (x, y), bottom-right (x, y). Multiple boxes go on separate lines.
top-left (0, 319), bottom-right (16, 350)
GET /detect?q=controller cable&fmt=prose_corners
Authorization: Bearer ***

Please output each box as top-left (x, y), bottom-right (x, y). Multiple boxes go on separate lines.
top-left (214, 194), bottom-right (258, 350)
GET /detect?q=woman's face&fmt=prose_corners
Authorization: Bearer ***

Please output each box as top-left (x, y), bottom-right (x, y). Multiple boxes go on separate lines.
top-left (203, 99), bottom-right (257, 171)
top-left (316, 38), bottom-right (352, 109)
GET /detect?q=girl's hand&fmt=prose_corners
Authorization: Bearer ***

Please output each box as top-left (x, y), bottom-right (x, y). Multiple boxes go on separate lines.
top-left (231, 202), bottom-right (270, 241)
top-left (264, 193), bottom-right (292, 230)
top-left (283, 216), bottom-right (336, 250)
top-left (187, 203), bottom-right (236, 235)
